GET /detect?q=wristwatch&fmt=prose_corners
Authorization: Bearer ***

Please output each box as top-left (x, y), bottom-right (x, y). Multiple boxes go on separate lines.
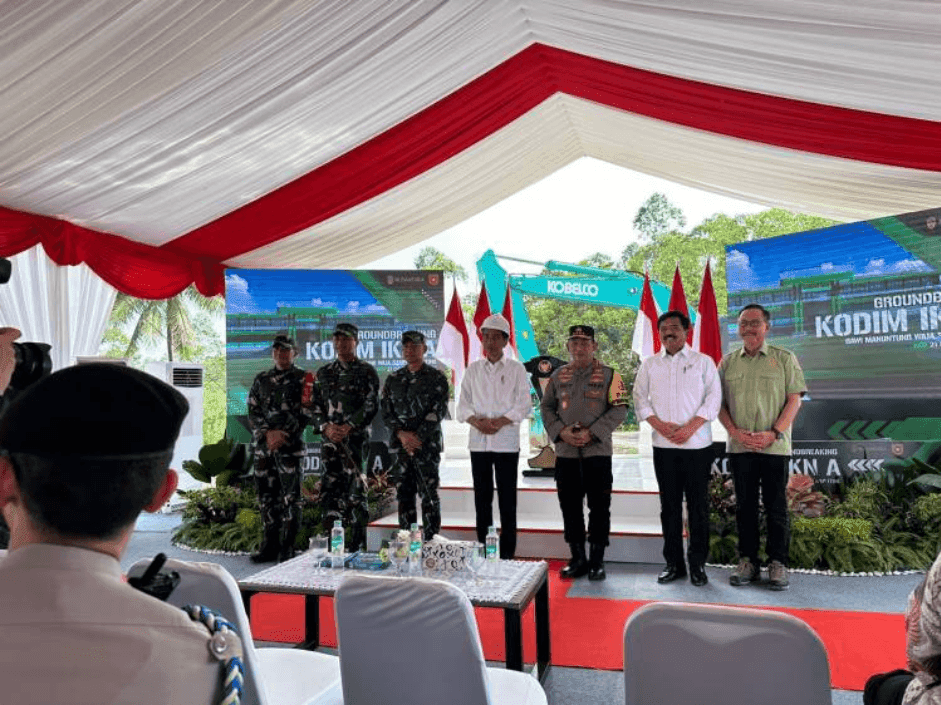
top-left (772, 427), bottom-right (783, 440)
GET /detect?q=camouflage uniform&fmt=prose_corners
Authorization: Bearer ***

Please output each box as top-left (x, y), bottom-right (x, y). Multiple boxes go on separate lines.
top-left (304, 357), bottom-right (380, 552)
top-left (381, 362), bottom-right (449, 541)
top-left (247, 364), bottom-right (308, 557)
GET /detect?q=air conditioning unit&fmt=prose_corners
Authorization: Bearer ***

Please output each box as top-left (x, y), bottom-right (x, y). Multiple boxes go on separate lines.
top-left (75, 356), bottom-right (128, 366)
top-left (145, 362), bottom-right (205, 489)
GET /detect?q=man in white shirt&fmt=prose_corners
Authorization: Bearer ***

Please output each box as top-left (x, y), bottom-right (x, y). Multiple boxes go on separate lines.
top-left (633, 310), bottom-right (722, 587)
top-left (456, 314), bottom-right (532, 558)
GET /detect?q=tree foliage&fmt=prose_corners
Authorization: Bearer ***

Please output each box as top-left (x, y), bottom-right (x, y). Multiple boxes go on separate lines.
top-left (623, 208), bottom-right (838, 315)
top-left (414, 246), bottom-right (468, 282)
top-left (100, 286), bottom-right (226, 444)
top-left (106, 285), bottom-right (224, 361)
top-left (631, 192), bottom-right (687, 242)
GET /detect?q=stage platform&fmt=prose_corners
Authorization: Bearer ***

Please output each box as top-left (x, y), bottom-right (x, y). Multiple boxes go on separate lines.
top-left (367, 419), bottom-right (729, 563)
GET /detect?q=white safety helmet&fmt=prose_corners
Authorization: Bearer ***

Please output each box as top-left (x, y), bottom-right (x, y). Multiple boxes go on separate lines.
top-left (480, 313), bottom-right (511, 336)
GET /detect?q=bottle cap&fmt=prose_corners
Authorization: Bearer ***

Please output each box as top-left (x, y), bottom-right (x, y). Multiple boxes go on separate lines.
top-left (334, 520), bottom-right (342, 527)
top-left (410, 523), bottom-right (419, 530)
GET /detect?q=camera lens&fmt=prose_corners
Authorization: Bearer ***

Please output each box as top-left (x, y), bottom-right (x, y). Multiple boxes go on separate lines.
top-left (10, 342), bottom-right (52, 391)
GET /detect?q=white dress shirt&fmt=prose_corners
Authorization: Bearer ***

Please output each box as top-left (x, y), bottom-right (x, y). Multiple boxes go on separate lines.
top-left (456, 355), bottom-right (532, 452)
top-left (632, 344), bottom-right (722, 450)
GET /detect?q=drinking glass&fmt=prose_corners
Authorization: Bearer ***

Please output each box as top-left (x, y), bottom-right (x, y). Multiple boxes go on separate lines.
top-left (464, 542), bottom-right (485, 587)
top-left (389, 538), bottom-right (408, 576)
top-left (308, 536), bottom-right (328, 576)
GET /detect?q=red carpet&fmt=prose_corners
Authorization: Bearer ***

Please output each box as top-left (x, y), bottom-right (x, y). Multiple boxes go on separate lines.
top-left (248, 561), bottom-right (906, 691)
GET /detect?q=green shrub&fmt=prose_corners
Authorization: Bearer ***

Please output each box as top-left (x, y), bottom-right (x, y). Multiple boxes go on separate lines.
top-left (790, 516), bottom-right (883, 572)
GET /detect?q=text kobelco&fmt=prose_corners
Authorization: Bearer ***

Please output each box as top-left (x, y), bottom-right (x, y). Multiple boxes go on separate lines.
top-left (547, 280), bottom-right (599, 297)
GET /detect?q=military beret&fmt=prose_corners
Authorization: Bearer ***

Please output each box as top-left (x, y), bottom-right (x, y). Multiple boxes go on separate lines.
top-left (332, 323), bottom-right (358, 339)
top-left (272, 334), bottom-right (296, 350)
top-left (401, 330), bottom-right (425, 344)
top-left (568, 325), bottom-right (595, 341)
top-left (0, 364), bottom-right (189, 458)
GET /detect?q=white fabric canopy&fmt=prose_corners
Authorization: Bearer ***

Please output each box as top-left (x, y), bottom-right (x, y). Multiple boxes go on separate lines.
top-left (0, 0), bottom-right (939, 291)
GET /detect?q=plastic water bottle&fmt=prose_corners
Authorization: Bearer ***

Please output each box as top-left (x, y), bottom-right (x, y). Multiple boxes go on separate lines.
top-left (485, 525), bottom-right (499, 563)
top-left (330, 520), bottom-right (345, 569)
top-left (408, 523), bottom-right (423, 574)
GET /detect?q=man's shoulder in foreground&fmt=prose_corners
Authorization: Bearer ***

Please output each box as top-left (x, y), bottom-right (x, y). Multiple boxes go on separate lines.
top-left (0, 545), bottom-right (221, 705)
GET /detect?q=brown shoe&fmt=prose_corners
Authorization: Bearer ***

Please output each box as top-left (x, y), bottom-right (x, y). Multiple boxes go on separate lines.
top-left (729, 558), bottom-right (759, 586)
top-left (768, 560), bottom-right (790, 591)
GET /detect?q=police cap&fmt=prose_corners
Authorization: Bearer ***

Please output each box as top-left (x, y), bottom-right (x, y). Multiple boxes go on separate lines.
top-left (0, 364), bottom-right (189, 459)
top-left (568, 325), bottom-right (595, 341)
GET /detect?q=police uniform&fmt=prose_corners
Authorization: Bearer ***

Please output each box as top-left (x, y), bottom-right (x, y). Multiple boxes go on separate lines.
top-left (0, 544), bottom-right (221, 705)
top-left (380, 331), bottom-right (450, 541)
top-left (0, 364), bottom-right (228, 704)
top-left (304, 323), bottom-right (380, 552)
top-left (247, 335), bottom-right (308, 561)
top-left (541, 325), bottom-right (628, 579)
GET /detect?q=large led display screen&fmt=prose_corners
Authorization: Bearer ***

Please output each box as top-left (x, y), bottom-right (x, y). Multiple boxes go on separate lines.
top-left (224, 269), bottom-right (446, 474)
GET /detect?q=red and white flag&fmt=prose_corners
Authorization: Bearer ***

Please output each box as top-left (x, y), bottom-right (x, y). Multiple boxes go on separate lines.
top-left (470, 281), bottom-right (491, 362)
top-left (668, 264), bottom-right (694, 345)
top-left (501, 286), bottom-right (518, 360)
top-left (631, 270), bottom-right (661, 359)
top-left (436, 289), bottom-right (471, 388)
top-left (692, 260), bottom-right (723, 365)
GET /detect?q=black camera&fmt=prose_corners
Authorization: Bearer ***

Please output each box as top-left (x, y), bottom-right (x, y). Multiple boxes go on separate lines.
top-left (0, 258), bottom-right (53, 393)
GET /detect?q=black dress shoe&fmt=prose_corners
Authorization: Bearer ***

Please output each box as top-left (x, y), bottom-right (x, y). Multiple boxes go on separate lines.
top-left (656, 564), bottom-right (687, 584)
top-left (250, 548), bottom-right (279, 564)
top-left (588, 564), bottom-right (606, 581)
top-left (560, 558), bottom-right (589, 579)
top-left (690, 565), bottom-right (709, 586)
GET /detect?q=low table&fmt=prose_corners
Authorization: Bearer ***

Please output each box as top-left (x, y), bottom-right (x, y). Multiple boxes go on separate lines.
top-left (239, 554), bottom-right (551, 681)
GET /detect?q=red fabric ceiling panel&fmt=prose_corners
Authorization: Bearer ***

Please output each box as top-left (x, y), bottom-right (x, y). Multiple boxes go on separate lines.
top-left (3, 43), bottom-right (940, 298)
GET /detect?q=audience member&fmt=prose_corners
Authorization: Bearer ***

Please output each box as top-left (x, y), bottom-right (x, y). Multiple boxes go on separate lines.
top-left (0, 363), bottom-right (229, 704)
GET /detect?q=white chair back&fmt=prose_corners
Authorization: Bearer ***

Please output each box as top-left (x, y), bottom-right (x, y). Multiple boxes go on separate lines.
top-left (128, 557), bottom-right (268, 705)
top-left (335, 574), bottom-right (492, 705)
top-left (623, 601), bottom-right (832, 705)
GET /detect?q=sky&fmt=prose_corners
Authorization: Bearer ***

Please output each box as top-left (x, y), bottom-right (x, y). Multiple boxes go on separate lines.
top-left (364, 157), bottom-right (766, 297)
top-left (727, 221), bottom-right (932, 293)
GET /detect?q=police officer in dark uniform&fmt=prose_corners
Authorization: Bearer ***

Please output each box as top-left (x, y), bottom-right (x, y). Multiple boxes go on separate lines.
top-left (381, 330), bottom-right (449, 541)
top-left (541, 325), bottom-right (629, 581)
top-left (247, 334), bottom-right (308, 562)
top-left (303, 322), bottom-right (380, 552)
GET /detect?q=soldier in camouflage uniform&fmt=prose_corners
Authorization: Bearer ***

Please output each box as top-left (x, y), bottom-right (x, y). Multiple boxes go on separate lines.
top-left (247, 334), bottom-right (308, 562)
top-left (381, 330), bottom-right (450, 541)
top-left (303, 322), bottom-right (380, 552)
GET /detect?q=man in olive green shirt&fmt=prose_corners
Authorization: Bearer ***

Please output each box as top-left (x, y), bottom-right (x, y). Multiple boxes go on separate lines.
top-left (718, 304), bottom-right (806, 590)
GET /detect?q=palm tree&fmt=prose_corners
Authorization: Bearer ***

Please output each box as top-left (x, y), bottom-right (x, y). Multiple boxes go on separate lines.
top-left (107, 285), bottom-right (224, 361)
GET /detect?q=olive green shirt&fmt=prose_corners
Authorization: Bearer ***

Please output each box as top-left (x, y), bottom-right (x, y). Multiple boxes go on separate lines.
top-left (718, 342), bottom-right (806, 456)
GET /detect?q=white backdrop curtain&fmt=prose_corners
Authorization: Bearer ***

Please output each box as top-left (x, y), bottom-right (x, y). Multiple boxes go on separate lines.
top-left (0, 245), bottom-right (117, 371)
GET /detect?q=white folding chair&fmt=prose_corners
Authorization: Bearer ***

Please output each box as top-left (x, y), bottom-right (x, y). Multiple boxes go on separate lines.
top-left (128, 557), bottom-right (342, 705)
top-left (624, 601), bottom-right (832, 705)
top-left (335, 573), bottom-right (547, 705)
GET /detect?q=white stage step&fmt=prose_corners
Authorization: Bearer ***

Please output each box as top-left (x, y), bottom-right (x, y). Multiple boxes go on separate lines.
top-left (367, 483), bottom-right (665, 563)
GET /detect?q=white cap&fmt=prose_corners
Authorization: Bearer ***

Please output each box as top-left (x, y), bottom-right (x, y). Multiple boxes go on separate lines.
top-left (480, 313), bottom-right (510, 336)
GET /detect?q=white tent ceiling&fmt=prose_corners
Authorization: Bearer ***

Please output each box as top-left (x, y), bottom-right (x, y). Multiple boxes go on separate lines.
top-left (1, 0), bottom-right (939, 297)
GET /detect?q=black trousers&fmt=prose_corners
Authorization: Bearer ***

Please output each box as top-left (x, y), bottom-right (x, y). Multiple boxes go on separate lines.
top-left (470, 451), bottom-right (519, 559)
top-left (653, 446), bottom-right (713, 568)
top-left (730, 452), bottom-right (790, 565)
top-left (555, 455), bottom-right (613, 547)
